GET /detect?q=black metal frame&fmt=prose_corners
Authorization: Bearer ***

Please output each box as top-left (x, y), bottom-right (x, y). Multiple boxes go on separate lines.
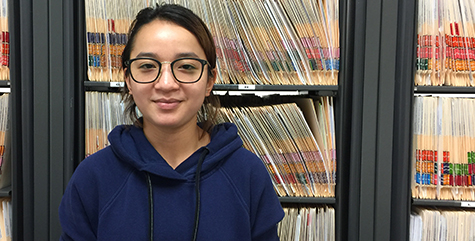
top-left (342, 0), bottom-right (417, 240)
top-left (9, 0), bottom-right (83, 239)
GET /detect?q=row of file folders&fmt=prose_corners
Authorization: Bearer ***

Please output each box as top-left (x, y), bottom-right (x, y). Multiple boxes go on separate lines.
top-left (85, 91), bottom-right (336, 198)
top-left (0, 0), bottom-right (9, 81)
top-left (410, 206), bottom-right (475, 241)
top-left (415, 0), bottom-right (475, 87)
top-left (0, 197), bottom-right (10, 241)
top-left (84, 0), bottom-right (339, 85)
top-left (0, 94), bottom-right (9, 191)
top-left (278, 205), bottom-right (334, 241)
top-left (412, 95), bottom-right (475, 201)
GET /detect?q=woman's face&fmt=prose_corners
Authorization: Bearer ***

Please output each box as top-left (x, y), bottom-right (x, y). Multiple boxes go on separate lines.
top-left (126, 20), bottom-right (215, 131)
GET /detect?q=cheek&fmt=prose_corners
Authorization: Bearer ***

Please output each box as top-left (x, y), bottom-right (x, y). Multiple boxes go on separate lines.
top-left (129, 86), bottom-right (150, 106)
top-left (187, 87), bottom-right (208, 108)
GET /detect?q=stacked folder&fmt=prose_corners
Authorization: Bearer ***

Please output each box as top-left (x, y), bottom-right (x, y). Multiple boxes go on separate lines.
top-left (415, 0), bottom-right (475, 86)
top-left (0, 198), bottom-right (10, 241)
top-left (84, 0), bottom-right (339, 85)
top-left (214, 97), bottom-right (336, 197)
top-left (412, 96), bottom-right (475, 200)
top-left (85, 94), bottom-right (337, 198)
top-left (0, 94), bottom-right (9, 189)
top-left (410, 207), bottom-right (475, 240)
top-left (278, 205), bottom-right (335, 241)
top-left (85, 92), bottom-right (131, 157)
top-left (0, 0), bottom-right (8, 81)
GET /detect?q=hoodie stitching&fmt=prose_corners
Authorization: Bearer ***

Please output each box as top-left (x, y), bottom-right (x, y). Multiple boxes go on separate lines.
top-left (218, 168), bottom-right (250, 216)
top-left (98, 168), bottom-right (136, 219)
top-left (71, 182), bottom-right (98, 237)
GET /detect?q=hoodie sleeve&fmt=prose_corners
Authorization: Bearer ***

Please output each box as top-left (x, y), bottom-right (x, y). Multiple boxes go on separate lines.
top-left (59, 167), bottom-right (98, 241)
top-left (249, 156), bottom-right (285, 241)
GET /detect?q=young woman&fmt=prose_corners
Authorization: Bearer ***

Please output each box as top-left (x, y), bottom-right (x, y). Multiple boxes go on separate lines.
top-left (59, 3), bottom-right (284, 241)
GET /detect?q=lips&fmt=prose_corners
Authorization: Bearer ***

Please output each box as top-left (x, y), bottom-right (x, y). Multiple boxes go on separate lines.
top-left (154, 98), bottom-right (181, 110)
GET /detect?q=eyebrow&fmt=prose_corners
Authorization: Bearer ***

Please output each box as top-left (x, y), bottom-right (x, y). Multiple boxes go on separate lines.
top-left (175, 52), bottom-right (200, 59)
top-left (134, 52), bottom-right (201, 59)
top-left (135, 52), bottom-right (158, 58)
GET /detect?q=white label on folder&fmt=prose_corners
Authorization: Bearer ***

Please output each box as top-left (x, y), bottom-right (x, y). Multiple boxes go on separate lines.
top-left (461, 202), bottom-right (475, 207)
top-left (110, 82), bottom-right (124, 87)
top-left (238, 84), bottom-right (255, 90)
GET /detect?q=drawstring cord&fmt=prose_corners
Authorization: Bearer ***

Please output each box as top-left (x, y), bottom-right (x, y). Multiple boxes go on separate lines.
top-left (145, 147), bottom-right (210, 241)
top-left (192, 147), bottom-right (209, 241)
top-left (146, 172), bottom-right (153, 241)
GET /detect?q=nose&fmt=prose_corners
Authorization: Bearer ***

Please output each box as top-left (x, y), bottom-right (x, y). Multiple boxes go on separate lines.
top-left (154, 63), bottom-right (179, 90)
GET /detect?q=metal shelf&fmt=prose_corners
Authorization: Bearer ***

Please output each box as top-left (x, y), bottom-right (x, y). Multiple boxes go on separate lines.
top-left (279, 196), bottom-right (336, 204)
top-left (0, 81), bottom-right (11, 93)
top-left (213, 84), bottom-right (338, 97)
top-left (212, 84), bottom-right (338, 91)
top-left (0, 186), bottom-right (11, 197)
top-left (414, 86), bottom-right (475, 94)
top-left (0, 81), bottom-right (9, 87)
top-left (84, 81), bottom-right (338, 96)
top-left (84, 81), bottom-right (124, 91)
top-left (412, 198), bottom-right (475, 208)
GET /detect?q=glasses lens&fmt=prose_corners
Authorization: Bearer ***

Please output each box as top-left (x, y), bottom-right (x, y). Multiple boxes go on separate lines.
top-left (130, 59), bottom-right (160, 83)
top-left (172, 59), bottom-right (204, 83)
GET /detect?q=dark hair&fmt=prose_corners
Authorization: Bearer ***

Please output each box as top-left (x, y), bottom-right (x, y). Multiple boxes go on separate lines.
top-left (121, 3), bottom-right (220, 135)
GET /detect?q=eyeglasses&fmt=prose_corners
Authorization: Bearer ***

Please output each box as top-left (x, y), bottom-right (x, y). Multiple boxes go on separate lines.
top-left (125, 57), bottom-right (209, 84)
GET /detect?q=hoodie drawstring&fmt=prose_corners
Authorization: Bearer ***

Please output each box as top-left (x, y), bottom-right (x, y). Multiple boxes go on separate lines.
top-left (192, 147), bottom-right (209, 241)
top-left (145, 147), bottom-right (210, 241)
top-left (145, 172), bottom-right (153, 241)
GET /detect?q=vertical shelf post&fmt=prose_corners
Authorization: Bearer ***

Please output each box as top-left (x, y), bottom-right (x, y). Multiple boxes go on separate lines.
top-left (9, 0), bottom-right (82, 239)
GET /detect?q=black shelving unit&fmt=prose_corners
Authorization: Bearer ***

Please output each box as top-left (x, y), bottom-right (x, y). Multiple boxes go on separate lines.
top-left (279, 197), bottom-right (336, 205)
top-left (6, 0), bottom-right (424, 240)
top-left (341, 0), bottom-right (418, 240)
top-left (84, 81), bottom-right (338, 94)
top-left (83, 8), bottom-right (347, 240)
top-left (411, 86), bottom-right (475, 232)
top-left (415, 86), bottom-right (475, 94)
top-left (0, 186), bottom-right (11, 197)
top-left (412, 199), bottom-right (475, 208)
top-left (10, 0), bottom-right (83, 240)
top-left (0, 81), bottom-right (9, 88)
top-left (81, 0), bottom-right (350, 239)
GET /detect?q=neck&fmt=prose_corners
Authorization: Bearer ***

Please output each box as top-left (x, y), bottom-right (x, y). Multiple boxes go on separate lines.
top-left (143, 122), bottom-right (210, 169)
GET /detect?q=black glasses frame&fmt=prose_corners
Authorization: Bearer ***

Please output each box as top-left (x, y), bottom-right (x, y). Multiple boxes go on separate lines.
top-left (124, 57), bottom-right (209, 84)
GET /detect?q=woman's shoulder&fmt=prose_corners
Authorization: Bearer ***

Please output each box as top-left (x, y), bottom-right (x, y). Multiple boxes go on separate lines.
top-left (221, 146), bottom-right (271, 180)
top-left (69, 146), bottom-right (135, 191)
top-left (227, 145), bottom-right (262, 163)
top-left (78, 146), bottom-right (119, 172)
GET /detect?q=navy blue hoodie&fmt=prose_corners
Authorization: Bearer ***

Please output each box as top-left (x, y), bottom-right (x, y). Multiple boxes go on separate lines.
top-left (59, 122), bottom-right (284, 240)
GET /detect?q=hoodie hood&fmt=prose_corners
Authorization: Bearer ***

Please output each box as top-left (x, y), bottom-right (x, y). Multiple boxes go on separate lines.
top-left (108, 122), bottom-right (243, 181)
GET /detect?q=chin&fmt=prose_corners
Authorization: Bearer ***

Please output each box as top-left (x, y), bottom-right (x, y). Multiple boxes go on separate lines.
top-left (145, 113), bottom-right (197, 129)
top-left (154, 119), bottom-right (193, 129)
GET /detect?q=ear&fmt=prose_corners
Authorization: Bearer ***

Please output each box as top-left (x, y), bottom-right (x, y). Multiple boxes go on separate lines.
top-left (125, 71), bottom-right (133, 95)
top-left (205, 69), bottom-right (217, 96)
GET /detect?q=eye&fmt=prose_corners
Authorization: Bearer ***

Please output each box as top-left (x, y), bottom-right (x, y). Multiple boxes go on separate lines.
top-left (131, 59), bottom-right (159, 72)
top-left (175, 59), bottom-right (201, 72)
top-left (178, 63), bottom-right (198, 70)
top-left (138, 62), bottom-right (158, 70)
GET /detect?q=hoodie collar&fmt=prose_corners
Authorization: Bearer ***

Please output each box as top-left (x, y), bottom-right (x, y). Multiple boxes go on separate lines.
top-left (108, 123), bottom-right (243, 181)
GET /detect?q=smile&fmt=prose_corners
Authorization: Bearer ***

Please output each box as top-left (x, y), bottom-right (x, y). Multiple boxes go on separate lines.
top-left (154, 99), bottom-right (181, 109)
